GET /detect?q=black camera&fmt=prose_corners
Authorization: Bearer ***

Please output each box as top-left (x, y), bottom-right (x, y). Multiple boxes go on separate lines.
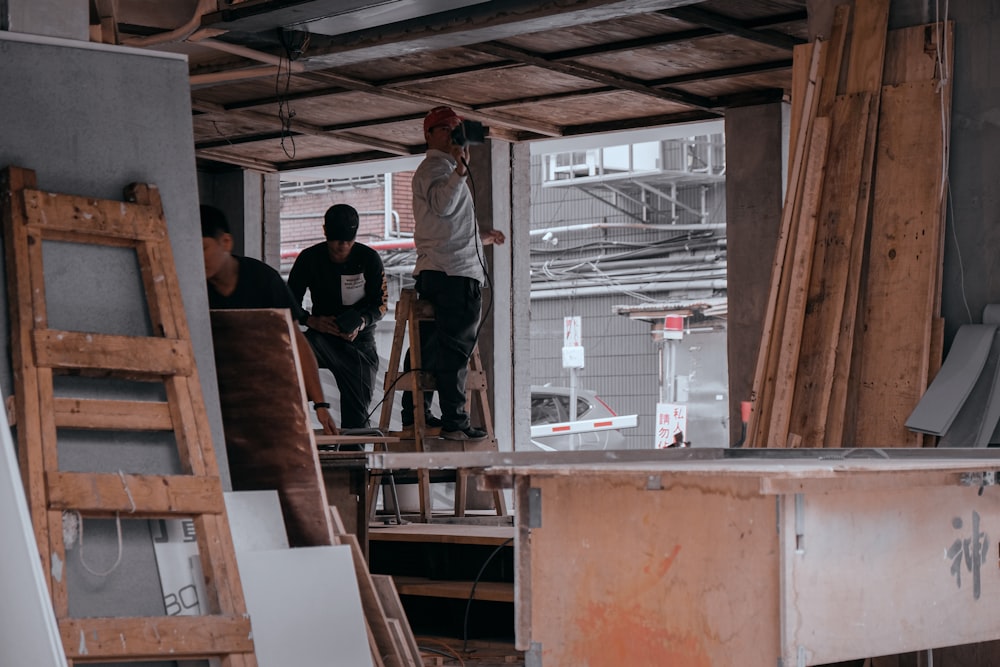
top-left (451, 119), bottom-right (488, 146)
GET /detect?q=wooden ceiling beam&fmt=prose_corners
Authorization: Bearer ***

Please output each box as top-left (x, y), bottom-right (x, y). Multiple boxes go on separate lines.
top-left (293, 0), bottom-right (730, 69)
top-left (468, 41), bottom-right (717, 111)
top-left (559, 109), bottom-right (723, 137)
top-left (192, 101), bottom-right (416, 156)
top-left (472, 60), bottom-right (792, 111)
top-left (298, 70), bottom-right (565, 136)
top-left (196, 148), bottom-right (279, 172)
top-left (646, 59), bottom-right (793, 87)
top-left (659, 6), bottom-right (805, 51)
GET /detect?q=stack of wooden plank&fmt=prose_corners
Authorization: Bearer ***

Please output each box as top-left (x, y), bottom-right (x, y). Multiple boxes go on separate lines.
top-left (748, 0), bottom-right (953, 448)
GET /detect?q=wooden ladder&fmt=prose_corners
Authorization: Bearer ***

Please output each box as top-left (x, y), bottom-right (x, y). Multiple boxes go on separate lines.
top-left (377, 288), bottom-right (507, 522)
top-left (1, 166), bottom-right (256, 665)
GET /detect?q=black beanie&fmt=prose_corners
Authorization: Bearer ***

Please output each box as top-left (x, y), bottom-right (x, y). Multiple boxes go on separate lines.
top-left (324, 204), bottom-right (360, 241)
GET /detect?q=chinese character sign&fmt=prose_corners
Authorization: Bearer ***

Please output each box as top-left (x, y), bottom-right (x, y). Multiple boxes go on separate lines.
top-left (946, 510), bottom-right (990, 600)
top-left (564, 316), bottom-right (582, 347)
top-left (655, 403), bottom-right (687, 449)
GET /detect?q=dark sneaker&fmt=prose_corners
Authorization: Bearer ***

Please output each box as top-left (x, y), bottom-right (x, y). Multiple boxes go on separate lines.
top-left (441, 426), bottom-right (488, 441)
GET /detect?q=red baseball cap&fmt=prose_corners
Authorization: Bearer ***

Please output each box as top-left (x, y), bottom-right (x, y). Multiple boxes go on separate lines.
top-left (423, 106), bottom-right (462, 133)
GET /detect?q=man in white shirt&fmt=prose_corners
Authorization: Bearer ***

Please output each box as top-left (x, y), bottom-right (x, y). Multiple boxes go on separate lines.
top-left (402, 106), bottom-right (505, 440)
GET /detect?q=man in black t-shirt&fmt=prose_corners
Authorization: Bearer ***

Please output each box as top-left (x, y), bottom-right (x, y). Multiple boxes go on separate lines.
top-left (201, 205), bottom-right (338, 434)
top-left (288, 204), bottom-right (388, 429)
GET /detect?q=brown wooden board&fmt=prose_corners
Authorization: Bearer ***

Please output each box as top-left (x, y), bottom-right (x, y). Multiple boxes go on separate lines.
top-left (850, 80), bottom-right (950, 446)
top-left (210, 308), bottom-right (336, 547)
top-left (372, 574), bottom-right (423, 665)
top-left (766, 116), bottom-right (830, 446)
top-left (747, 40), bottom-right (824, 447)
top-left (844, 0), bottom-right (890, 95)
top-left (785, 92), bottom-right (872, 447)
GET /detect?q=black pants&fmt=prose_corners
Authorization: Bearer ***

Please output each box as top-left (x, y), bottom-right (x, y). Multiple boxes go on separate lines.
top-left (401, 271), bottom-right (481, 431)
top-left (305, 329), bottom-right (378, 429)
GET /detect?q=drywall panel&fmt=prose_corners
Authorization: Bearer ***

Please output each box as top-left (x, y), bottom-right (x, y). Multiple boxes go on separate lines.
top-left (238, 546), bottom-right (373, 667)
top-left (224, 490), bottom-right (290, 553)
top-left (0, 32), bottom-right (228, 625)
top-left (0, 389), bottom-right (66, 667)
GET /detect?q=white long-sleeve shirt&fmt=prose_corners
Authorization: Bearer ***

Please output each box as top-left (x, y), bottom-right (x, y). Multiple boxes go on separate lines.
top-left (411, 148), bottom-right (485, 284)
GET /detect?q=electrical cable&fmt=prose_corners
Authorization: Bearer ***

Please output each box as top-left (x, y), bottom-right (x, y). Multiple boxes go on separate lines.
top-left (275, 29), bottom-right (309, 160)
top-left (462, 537), bottom-right (514, 653)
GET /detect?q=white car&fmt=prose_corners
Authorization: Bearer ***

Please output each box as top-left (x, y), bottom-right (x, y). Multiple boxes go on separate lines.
top-left (529, 385), bottom-right (626, 451)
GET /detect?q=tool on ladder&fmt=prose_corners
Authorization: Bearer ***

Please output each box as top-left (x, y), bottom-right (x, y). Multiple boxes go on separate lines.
top-left (376, 288), bottom-right (507, 522)
top-left (1, 166), bottom-right (256, 665)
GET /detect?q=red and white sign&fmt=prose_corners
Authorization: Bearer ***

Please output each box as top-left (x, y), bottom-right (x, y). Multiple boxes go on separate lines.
top-left (564, 316), bottom-right (582, 347)
top-left (655, 403), bottom-right (687, 448)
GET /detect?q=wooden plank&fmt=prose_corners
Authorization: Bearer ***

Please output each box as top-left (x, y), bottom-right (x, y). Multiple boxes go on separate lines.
top-left (784, 92), bottom-right (872, 448)
top-left (373, 574), bottom-right (423, 664)
top-left (884, 22), bottom-right (953, 86)
top-left (60, 616), bottom-right (253, 660)
top-left (816, 3), bottom-right (851, 115)
top-left (20, 189), bottom-right (164, 241)
top-left (852, 80), bottom-right (950, 445)
top-left (844, 0), bottom-right (890, 95)
top-left (368, 522), bottom-right (514, 546)
top-left (787, 42), bottom-right (811, 169)
top-left (46, 471), bottom-right (224, 515)
top-left (53, 397), bottom-right (172, 430)
top-left (765, 116), bottom-right (831, 447)
top-left (335, 531), bottom-right (407, 667)
top-left (392, 576), bottom-right (515, 603)
top-left (315, 434), bottom-right (400, 447)
top-left (386, 619), bottom-right (418, 667)
top-left (747, 40), bottom-right (825, 447)
top-left (32, 330), bottom-right (193, 376)
top-left (211, 308), bottom-right (336, 548)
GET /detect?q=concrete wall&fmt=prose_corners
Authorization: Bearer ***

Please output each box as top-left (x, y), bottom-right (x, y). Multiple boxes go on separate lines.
top-left (0, 32), bottom-right (225, 643)
top-left (724, 102), bottom-right (786, 444)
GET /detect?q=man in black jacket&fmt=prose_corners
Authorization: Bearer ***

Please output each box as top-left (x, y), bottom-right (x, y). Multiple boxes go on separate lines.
top-left (201, 204), bottom-right (338, 434)
top-left (288, 204), bottom-right (388, 429)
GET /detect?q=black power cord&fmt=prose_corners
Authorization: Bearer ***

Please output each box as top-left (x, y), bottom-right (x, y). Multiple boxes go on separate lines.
top-left (462, 537), bottom-right (513, 652)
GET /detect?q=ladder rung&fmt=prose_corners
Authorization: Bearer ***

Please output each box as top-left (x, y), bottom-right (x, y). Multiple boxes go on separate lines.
top-left (383, 369), bottom-right (486, 393)
top-left (33, 330), bottom-right (193, 376)
top-left (411, 299), bottom-right (436, 320)
top-left (54, 397), bottom-right (173, 430)
top-left (60, 616), bottom-right (254, 660)
top-left (22, 189), bottom-right (165, 242)
top-left (47, 472), bottom-right (224, 516)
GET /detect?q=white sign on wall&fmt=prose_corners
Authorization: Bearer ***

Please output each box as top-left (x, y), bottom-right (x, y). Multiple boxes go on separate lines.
top-left (655, 403), bottom-right (688, 448)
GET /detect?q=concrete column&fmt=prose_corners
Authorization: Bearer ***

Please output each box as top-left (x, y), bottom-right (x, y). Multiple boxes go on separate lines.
top-left (725, 102), bottom-right (786, 445)
top-left (465, 138), bottom-right (528, 455)
top-left (1, 0), bottom-right (88, 41)
top-left (197, 169), bottom-right (276, 266)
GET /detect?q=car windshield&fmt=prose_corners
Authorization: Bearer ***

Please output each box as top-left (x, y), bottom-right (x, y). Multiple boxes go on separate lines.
top-left (531, 394), bottom-right (591, 423)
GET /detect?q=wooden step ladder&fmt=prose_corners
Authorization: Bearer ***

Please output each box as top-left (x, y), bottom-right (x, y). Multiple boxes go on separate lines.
top-left (377, 288), bottom-right (507, 522)
top-left (1, 166), bottom-right (256, 665)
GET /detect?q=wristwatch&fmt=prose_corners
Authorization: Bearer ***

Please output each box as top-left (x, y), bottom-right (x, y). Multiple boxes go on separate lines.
top-left (312, 401), bottom-right (331, 410)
